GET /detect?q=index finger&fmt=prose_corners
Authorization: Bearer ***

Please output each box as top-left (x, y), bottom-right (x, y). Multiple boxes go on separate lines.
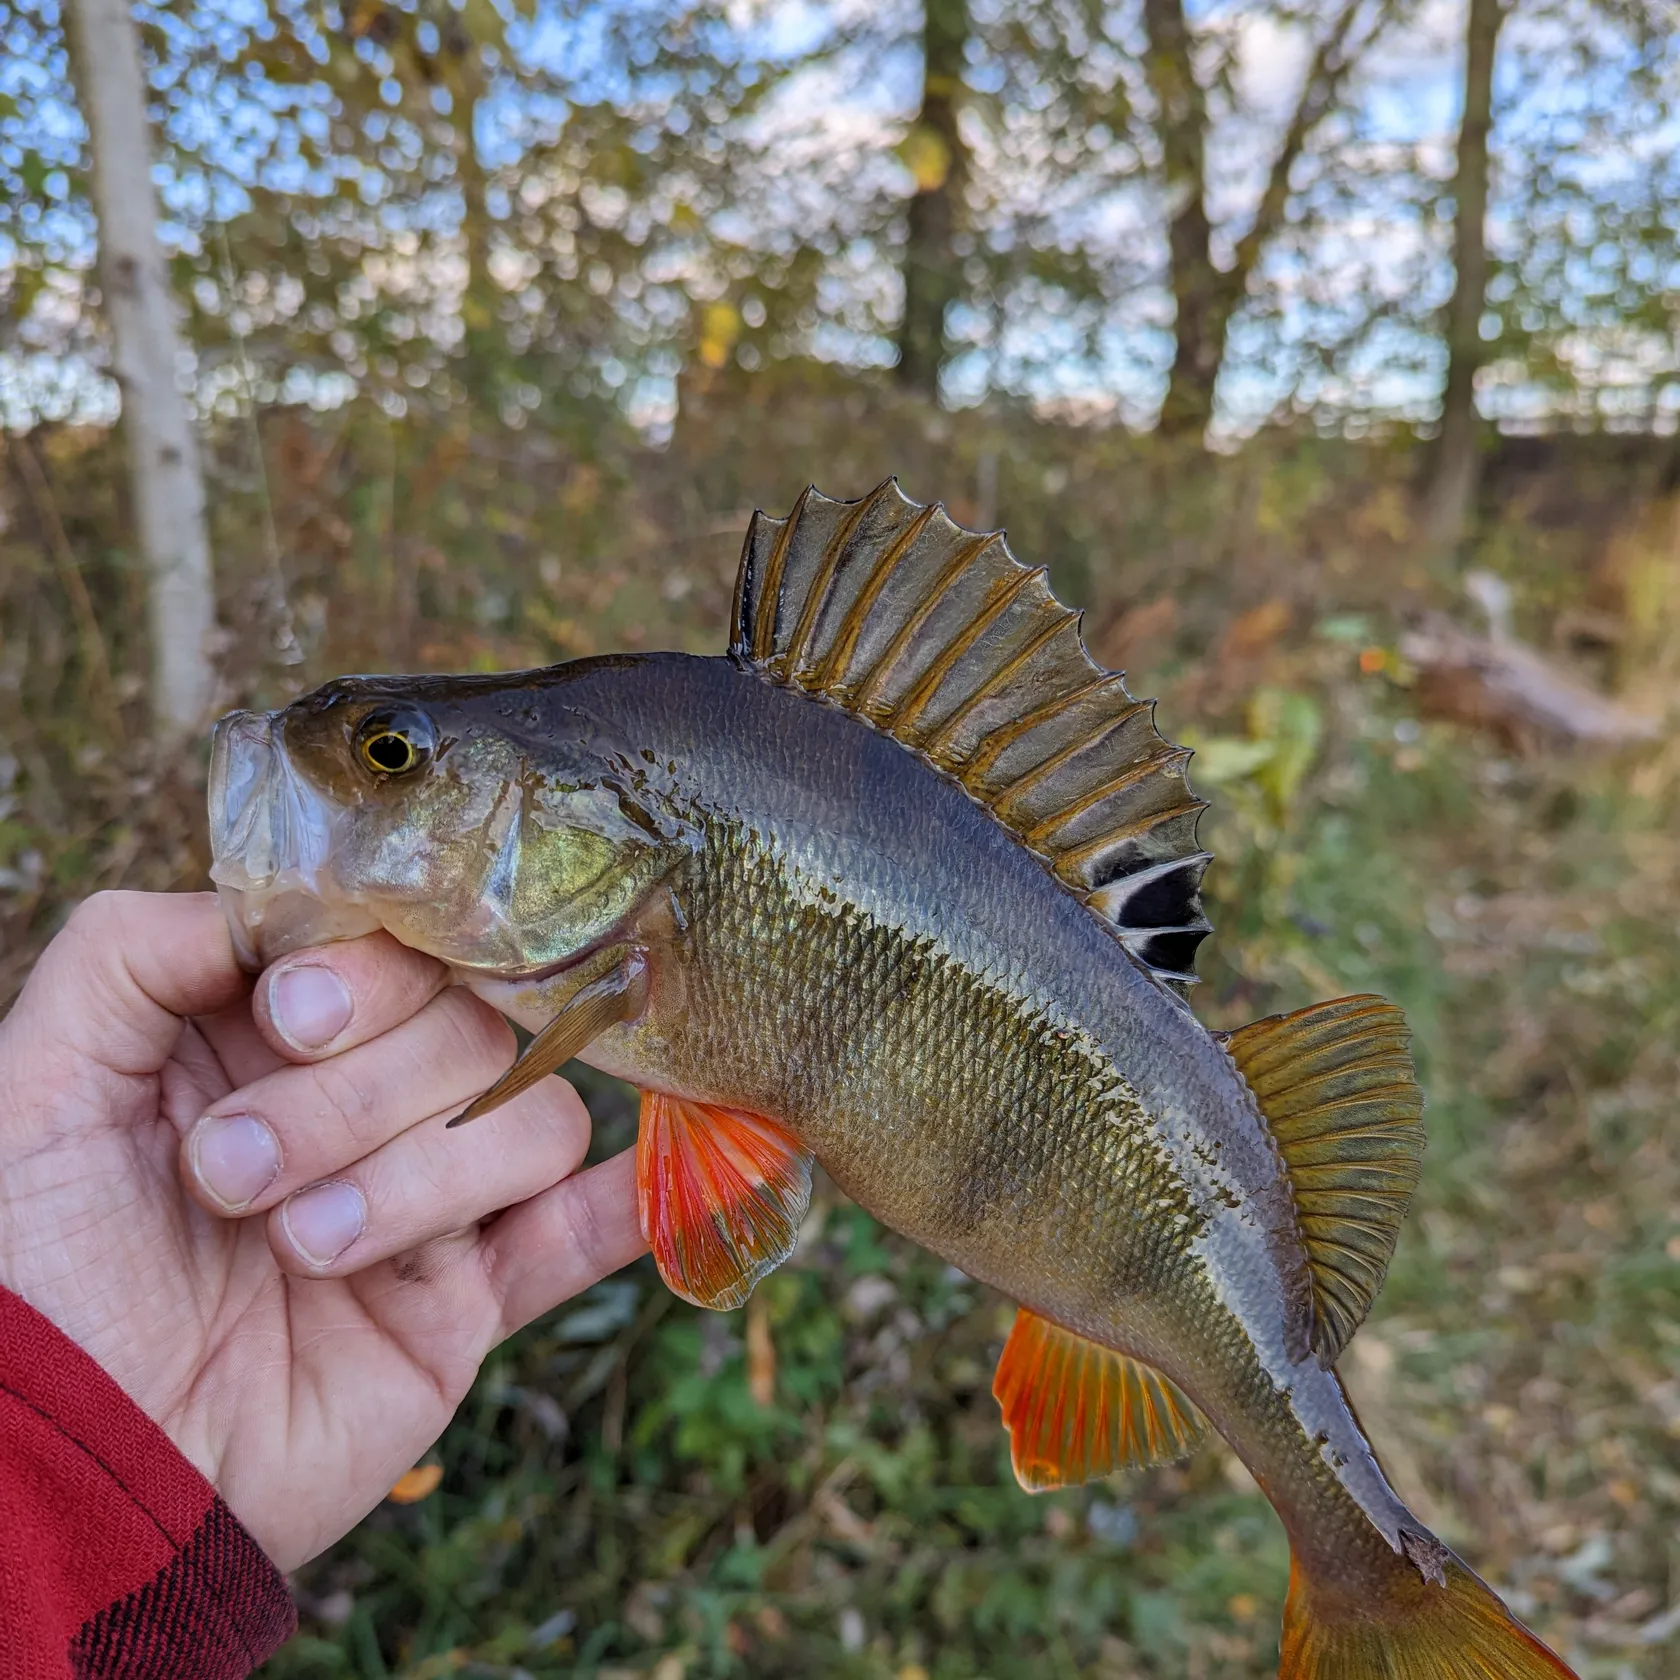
top-left (249, 932), bottom-right (451, 1064)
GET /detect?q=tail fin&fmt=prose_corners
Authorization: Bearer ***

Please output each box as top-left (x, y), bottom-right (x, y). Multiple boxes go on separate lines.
top-left (1280, 1547), bottom-right (1578, 1680)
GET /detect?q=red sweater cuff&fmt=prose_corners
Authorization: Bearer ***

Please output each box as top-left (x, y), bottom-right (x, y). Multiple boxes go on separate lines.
top-left (0, 1287), bottom-right (295, 1679)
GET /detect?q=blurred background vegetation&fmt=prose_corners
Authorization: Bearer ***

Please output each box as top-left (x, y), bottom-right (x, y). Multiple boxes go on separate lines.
top-left (3, 0), bottom-right (1680, 1674)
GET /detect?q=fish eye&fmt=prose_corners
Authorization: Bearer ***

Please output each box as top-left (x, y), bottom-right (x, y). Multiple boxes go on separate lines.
top-left (354, 708), bottom-right (436, 779)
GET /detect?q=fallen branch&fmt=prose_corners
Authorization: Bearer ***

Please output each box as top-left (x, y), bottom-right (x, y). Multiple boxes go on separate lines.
top-left (1400, 577), bottom-right (1660, 752)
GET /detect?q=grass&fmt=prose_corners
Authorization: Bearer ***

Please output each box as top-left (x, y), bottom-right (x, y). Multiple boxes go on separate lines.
top-left (2, 369), bottom-right (1677, 1676)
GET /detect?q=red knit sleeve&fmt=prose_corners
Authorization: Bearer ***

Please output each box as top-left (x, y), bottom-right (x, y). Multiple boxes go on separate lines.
top-left (0, 1287), bottom-right (296, 1680)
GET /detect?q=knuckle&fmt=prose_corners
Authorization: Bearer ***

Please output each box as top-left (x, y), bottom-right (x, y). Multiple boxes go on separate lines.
top-left (309, 1057), bottom-right (384, 1144)
top-left (396, 1136), bottom-right (457, 1206)
top-left (565, 1180), bottom-right (611, 1283)
top-left (431, 989), bottom-right (516, 1078)
top-left (62, 890), bottom-right (124, 951)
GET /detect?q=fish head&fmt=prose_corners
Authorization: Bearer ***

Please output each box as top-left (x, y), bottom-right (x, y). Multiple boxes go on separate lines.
top-left (209, 672), bottom-right (693, 979)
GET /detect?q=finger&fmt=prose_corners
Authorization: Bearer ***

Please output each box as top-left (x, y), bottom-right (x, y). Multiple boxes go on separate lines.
top-left (180, 987), bottom-right (517, 1213)
top-left (250, 932), bottom-right (449, 1062)
top-left (6, 892), bottom-right (248, 1079)
top-left (480, 1148), bottom-right (646, 1338)
top-left (265, 1077), bottom-right (593, 1275)
top-left (191, 997), bottom-right (285, 1091)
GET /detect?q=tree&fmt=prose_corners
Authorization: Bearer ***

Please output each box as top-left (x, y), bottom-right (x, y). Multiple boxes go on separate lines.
top-left (1142, 0), bottom-right (1387, 439)
top-left (1140, 0), bottom-right (1214, 437)
top-left (66, 0), bottom-right (217, 741)
top-left (1459, 0), bottom-right (1679, 438)
top-left (897, 0), bottom-right (972, 397)
top-left (1423, 0), bottom-right (1505, 551)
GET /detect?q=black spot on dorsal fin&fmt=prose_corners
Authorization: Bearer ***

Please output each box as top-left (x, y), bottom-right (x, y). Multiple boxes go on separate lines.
top-left (730, 480), bottom-right (1212, 992)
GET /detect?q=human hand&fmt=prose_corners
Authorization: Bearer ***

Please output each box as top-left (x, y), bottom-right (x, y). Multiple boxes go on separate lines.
top-left (0, 891), bottom-right (645, 1571)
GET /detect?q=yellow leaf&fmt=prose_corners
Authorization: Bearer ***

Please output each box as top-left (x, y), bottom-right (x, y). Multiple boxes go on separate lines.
top-left (899, 126), bottom-right (952, 193)
top-left (387, 1462), bottom-right (444, 1503)
top-left (698, 301), bottom-right (741, 369)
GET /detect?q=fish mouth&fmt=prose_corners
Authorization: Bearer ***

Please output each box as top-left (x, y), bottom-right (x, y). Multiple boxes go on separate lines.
top-left (208, 710), bottom-right (380, 970)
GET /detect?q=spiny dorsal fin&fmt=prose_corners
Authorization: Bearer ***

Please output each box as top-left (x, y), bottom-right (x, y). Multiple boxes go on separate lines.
top-left (1222, 995), bottom-right (1426, 1366)
top-left (992, 1309), bottom-right (1207, 1491)
top-left (731, 481), bottom-right (1211, 991)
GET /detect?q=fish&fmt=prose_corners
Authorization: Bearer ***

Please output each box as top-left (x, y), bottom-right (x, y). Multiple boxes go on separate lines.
top-left (209, 481), bottom-right (1578, 1678)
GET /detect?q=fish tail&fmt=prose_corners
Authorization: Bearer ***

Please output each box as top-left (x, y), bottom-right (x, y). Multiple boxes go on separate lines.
top-left (1279, 1542), bottom-right (1578, 1680)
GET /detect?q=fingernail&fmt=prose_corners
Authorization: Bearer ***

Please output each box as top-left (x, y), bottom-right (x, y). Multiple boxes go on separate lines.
top-left (270, 964), bottom-right (353, 1052)
top-left (191, 1114), bottom-right (282, 1213)
top-left (282, 1181), bottom-right (367, 1268)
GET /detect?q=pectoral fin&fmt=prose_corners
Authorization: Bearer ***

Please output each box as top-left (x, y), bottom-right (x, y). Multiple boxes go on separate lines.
top-left (447, 952), bottom-right (643, 1128)
top-left (993, 1309), bottom-right (1206, 1492)
top-left (637, 1091), bottom-right (813, 1310)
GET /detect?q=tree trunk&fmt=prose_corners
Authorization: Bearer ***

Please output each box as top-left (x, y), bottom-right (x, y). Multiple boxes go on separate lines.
top-left (1424, 0), bottom-right (1504, 555)
top-left (1142, 0), bottom-right (1218, 439)
top-left (897, 0), bottom-right (969, 399)
top-left (434, 5), bottom-right (492, 331)
top-left (1146, 0), bottom-right (1366, 442)
top-left (67, 0), bottom-right (217, 742)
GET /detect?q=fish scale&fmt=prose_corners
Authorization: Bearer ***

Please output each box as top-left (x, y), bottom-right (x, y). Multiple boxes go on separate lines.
top-left (609, 803), bottom-right (1266, 1440)
top-left (589, 783), bottom-right (1423, 1588)
top-left (208, 482), bottom-right (1580, 1679)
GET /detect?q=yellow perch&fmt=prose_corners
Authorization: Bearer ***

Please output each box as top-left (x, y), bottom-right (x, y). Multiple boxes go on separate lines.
top-left (210, 482), bottom-right (1577, 1678)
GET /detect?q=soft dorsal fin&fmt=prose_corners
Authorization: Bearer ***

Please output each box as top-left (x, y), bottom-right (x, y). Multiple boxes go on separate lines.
top-left (731, 481), bottom-right (1211, 990)
top-left (1222, 995), bottom-right (1426, 1366)
top-left (992, 1309), bottom-right (1206, 1491)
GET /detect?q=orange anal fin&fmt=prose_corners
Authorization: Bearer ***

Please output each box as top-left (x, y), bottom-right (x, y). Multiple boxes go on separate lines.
top-left (992, 1309), bottom-right (1206, 1492)
top-left (636, 1091), bottom-right (812, 1311)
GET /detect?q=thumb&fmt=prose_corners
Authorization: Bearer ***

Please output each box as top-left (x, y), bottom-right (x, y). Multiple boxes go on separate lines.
top-left (6, 892), bottom-right (249, 1078)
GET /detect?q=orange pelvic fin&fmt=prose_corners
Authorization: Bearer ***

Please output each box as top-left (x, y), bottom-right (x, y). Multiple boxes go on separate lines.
top-left (636, 1090), bottom-right (812, 1311)
top-left (1281, 1545), bottom-right (1579, 1680)
top-left (992, 1309), bottom-right (1205, 1492)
